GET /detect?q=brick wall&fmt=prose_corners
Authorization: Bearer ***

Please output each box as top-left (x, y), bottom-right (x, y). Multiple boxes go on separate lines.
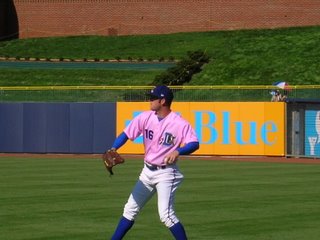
top-left (7, 0), bottom-right (320, 39)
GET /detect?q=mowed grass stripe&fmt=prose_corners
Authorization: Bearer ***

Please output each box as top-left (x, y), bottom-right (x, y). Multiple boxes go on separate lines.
top-left (0, 157), bottom-right (320, 240)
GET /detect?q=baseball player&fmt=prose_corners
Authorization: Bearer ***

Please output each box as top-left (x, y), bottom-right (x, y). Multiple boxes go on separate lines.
top-left (109, 85), bottom-right (199, 240)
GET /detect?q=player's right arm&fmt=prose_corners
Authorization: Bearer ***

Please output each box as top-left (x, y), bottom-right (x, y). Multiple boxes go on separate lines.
top-left (110, 112), bottom-right (147, 151)
top-left (111, 132), bottom-right (129, 150)
top-left (124, 111), bottom-right (149, 141)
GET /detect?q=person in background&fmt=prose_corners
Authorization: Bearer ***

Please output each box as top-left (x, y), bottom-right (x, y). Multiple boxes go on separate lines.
top-left (271, 90), bottom-right (285, 102)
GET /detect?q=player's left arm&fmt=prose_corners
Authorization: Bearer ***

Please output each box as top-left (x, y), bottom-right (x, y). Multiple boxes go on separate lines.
top-left (165, 122), bottom-right (199, 165)
top-left (178, 122), bottom-right (199, 155)
top-left (164, 142), bottom-right (199, 165)
top-left (176, 141), bottom-right (199, 155)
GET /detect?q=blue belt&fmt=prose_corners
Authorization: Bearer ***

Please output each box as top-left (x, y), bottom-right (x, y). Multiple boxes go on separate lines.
top-left (145, 162), bottom-right (167, 171)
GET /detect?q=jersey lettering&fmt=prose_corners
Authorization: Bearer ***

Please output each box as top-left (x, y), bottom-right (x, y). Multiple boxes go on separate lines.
top-left (162, 132), bottom-right (175, 146)
top-left (145, 129), bottom-right (154, 140)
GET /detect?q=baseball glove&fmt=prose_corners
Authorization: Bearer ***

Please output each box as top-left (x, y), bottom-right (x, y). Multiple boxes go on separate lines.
top-left (102, 149), bottom-right (125, 175)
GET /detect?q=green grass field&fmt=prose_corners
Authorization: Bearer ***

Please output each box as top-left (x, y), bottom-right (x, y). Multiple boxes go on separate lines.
top-left (1, 156), bottom-right (320, 240)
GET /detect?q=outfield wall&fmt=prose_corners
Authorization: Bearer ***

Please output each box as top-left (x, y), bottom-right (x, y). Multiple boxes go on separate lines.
top-left (0, 103), bottom-right (116, 153)
top-left (0, 102), bottom-right (286, 156)
top-left (116, 102), bottom-right (285, 156)
top-left (2, 0), bottom-right (320, 39)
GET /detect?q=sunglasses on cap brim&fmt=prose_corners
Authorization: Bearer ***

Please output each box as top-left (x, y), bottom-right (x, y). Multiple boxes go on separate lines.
top-left (149, 95), bottom-right (163, 101)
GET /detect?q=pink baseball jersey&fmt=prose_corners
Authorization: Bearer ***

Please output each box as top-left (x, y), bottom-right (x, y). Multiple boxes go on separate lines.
top-left (124, 110), bottom-right (198, 166)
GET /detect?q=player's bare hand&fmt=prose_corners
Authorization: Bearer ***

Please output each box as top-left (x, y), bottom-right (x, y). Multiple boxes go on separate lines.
top-left (164, 151), bottom-right (179, 165)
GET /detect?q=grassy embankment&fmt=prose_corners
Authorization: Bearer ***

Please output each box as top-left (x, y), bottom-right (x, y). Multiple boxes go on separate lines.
top-left (0, 26), bottom-right (319, 87)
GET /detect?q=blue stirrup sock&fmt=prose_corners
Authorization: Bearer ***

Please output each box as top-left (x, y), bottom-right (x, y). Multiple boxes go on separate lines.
top-left (111, 216), bottom-right (134, 240)
top-left (169, 222), bottom-right (188, 240)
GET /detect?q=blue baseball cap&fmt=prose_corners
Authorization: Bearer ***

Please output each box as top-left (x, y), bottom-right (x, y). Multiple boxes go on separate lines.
top-left (149, 85), bottom-right (174, 103)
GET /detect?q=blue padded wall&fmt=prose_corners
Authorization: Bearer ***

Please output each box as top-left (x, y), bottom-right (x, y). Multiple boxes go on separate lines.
top-left (0, 103), bottom-right (116, 153)
top-left (23, 103), bottom-right (46, 153)
top-left (70, 103), bottom-right (94, 153)
top-left (46, 103), bottom-right (70, 153)
top-left (0, 103), bottom-right (23, 152)
top-left (93, 103), bottom-right (116, 153)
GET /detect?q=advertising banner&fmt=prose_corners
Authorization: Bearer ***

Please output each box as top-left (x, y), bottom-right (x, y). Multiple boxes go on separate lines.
top-left (116, 102), bottom-right (285, 156)
top-left (305, 110), bottom-right (320, 157)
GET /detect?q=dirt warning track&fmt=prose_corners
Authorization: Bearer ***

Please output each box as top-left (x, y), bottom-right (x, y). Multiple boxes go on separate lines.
top-left (1, 153), bottom-right (319, 165)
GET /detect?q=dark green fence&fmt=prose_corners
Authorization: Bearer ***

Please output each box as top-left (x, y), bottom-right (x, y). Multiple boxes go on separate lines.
top-left (0, 85), bottom-right (319, 102)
